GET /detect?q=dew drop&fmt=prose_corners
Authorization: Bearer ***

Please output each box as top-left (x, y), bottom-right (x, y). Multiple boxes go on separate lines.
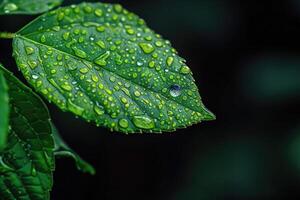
top-left (96, 40), bottom-right (106, 49)
top-left (139, 43), bottom-right (155, 54)
top-left (32, 74), bottom-right (39, 80)
top-left (170, 84), bottom-right (181, 97)
top-left (119, 118), bottom-right (129, 128)
top-left (61, 83), bottom-right (72, 91)
top-left (25, 47), bottom-right (34, 55)
top-left (180, 66), bottom-right (191, 74)
top-left (166, 57), bottom-right (174, 67)
top-left (94, 105), bottom-right (104, 116)
top-left (94, 51), bottom-right (110, 66)
top-left (67, 99), bottom-right (84, 116)
top-left (40, 35), bottom-right (46, 43)
top-left (132, 116), bottom-right (155, 129)
top-left (72, 47), bottom-right (87, 59)
top-left (28, 60), bottom-right (38, 69)
top-left (134, 91), bottom-right (141, 97)
top-left (94, 9), bottom-right (103, 17)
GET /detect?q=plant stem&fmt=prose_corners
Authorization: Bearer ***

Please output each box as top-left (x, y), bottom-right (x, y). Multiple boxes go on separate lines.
top-left (0, 32), bottom-right (15, 39)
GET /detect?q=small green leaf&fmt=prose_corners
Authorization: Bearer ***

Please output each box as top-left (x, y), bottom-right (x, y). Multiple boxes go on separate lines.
top-left (13, 2), bottom-right (215, 133)
top-left (0, 65), bottom-right (55, 200)
top-left (52, 123), bottom-right (95, 175)
top-left (0, 70), bottom-right (9, 151)
top-left (0, 0), bottom-right (63, 15)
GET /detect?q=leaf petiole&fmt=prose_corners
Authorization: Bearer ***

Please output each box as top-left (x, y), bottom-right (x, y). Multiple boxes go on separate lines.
top-left (0, 32), bottom-right (15, 39)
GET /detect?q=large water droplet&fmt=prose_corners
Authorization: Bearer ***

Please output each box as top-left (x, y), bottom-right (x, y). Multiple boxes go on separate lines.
top-left (119, 118), bottom-right (129, 128)
top-left (139, 43), bottom-right (155, 54)
top-left (166, 57), bottom-right (174, 67)
top-left (180, 66), bottom-right (190, 74)
top-left (132, 116), bottom-right (155, 129)
top-left (170, 84), bottom-right (181, 97)
top-left (72, 47), bottom-right (87, 59)
top-left (94, 51), bottom-right (110, 66)
top-left (25, 47), bottom-right (34, 55)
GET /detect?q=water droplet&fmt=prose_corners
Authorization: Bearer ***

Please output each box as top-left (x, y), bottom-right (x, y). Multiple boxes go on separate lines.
top-left (95, 9), bottom-right (103, 17)
top-left (139, 43), bottom-right (155, 54)
top-left (119, 118), bottom-right (129, 128)
top-left (134, 91), bottom-right (141, 97)
top-left (72, 47), bottom-right (87, 58)
top-left (25, 47), bottom-right (34, 55)
top-left (92, 75), bottom-right (99, 82)
top-left (132, 116), bottom-right (155, 129)
top-left (4, 3), bottom-right (18, 13)
top-left (166, 57), bottom-right (174, 67)
top-left (155, 41), bottom-right (163, 47)
top-left (61, 83), bottom-right (72, 91)
top-left (63, 32), bottom-right (70, 41)
top-left (137, 61), bottom-right (143, 66)
top-left (57, 12), bottom-right (65, 21)
top-left (170, 84), bottom-right (181, 97)
top-left (94, 105), bottom-right (104, 116)
top-left (80, 68), bottom-right (89, 74)
top-left (126, 28), bottom-right (135, 35)
top-left (180, 66), bottom-right (190, 74)
top-left (96, 26), bottom-right (106, 32)
top-left (28, 60), bottom-right (38, 69)
top-left (114, 4), bottom-right (123, 13)
top-left (32, 74), bottom-right (39, 80)
top-left (96, 40), bottom-right (106, 49)
top-left (148, 61), bottom-right (155, 68)
top-left (94, 51), bottom-right (110, 66)
top-left (40, 35), bottom-right (46, 43)
top-left (67, 99), bottom-right (84, 116)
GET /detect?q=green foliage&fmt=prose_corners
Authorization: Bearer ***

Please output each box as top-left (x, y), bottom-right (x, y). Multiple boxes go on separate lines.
top-left (0, 1), bottom-right (214, 199)
top-left (0, 65), bottom-right (55, 200)
top-left (13, 2), bottom-right (215, 134)
top-left (0, 70), bottom-right (9, 151)
top-left (0, 0), bottom-right (63, 15)
top-left (52, 124), bottom-right (95, 175)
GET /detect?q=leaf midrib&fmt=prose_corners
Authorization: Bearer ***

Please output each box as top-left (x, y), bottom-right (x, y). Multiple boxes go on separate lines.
top-left (17, 35), bottom-right (201, 114)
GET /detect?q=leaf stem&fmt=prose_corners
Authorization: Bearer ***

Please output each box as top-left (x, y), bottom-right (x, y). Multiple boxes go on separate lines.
top-left (0, 32), bottom-right (15, 39)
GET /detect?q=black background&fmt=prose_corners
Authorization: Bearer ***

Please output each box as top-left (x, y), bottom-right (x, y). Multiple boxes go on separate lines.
top-left (1, 0), bottom-right (300, 199)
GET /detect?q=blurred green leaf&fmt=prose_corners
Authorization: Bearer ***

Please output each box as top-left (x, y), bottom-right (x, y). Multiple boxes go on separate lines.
top-left (242, 55), bottom-right (300, 102)
top-left (0, 65), bottom-right (55, 200)
top-left (0, 0), bottom-right (63, 15)
top-left (0, 70), bottom-right (9, 151)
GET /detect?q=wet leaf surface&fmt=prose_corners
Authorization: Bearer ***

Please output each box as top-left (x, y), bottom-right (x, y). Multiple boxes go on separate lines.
top-left (13, 2), bottom-right (215, 133)
top-left (0, 0), bottom-right (63, 15)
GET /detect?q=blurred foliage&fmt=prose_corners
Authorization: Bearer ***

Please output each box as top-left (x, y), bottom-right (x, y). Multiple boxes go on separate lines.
top-left (241, 54), bottom-right (300, 103)
top-left (174, 137), bottom-right (272, 199)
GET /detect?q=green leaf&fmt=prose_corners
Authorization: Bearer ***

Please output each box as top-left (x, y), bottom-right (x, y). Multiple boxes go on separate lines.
top-left (13, 2), bottom-right (215, 133)
top-left (52, 123), bottom-right (95, 175)
top-left (0, 70), bottom-right (9, 151)
top-left (0, 65), bottom-right (55, 200)
top-left (0, 0), bottom-right (63, 15)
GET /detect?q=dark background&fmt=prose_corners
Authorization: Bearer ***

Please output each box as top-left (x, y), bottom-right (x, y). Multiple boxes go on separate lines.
top-left (1, 0), bottom-right (300, 199)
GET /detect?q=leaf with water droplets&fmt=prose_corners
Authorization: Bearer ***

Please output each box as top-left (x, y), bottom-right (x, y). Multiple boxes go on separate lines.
top-left (0, 65), bottom-right (55, 200)
top-left (0, 70), bottom-right (9, 151)
top-left (13, 2), bottom-right (215, 133)
top-left (52, 124), bottom-right (95, 175)
top-left (0, 0), bottom-right (63, 15)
